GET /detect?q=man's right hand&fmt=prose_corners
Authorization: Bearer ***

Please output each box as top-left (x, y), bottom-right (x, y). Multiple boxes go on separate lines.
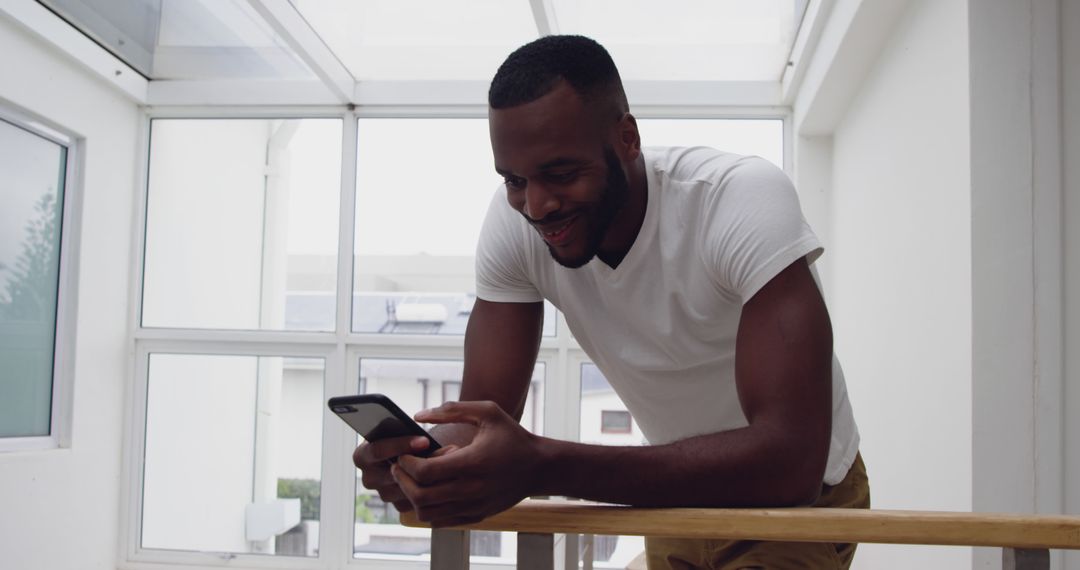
top-left (353, 423), bottom-right (478, 512)
top-left (353, 435), bottom-right (433, 513)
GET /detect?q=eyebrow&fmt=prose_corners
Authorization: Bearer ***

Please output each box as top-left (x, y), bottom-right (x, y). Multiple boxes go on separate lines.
top-left (495, 157), bottom-right (589, 177)
top-left (537, 157), bottom-right (589, 171)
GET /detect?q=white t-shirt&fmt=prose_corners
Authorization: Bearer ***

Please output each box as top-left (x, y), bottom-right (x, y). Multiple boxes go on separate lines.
top-left (475, 146), bottom-right (860, 485)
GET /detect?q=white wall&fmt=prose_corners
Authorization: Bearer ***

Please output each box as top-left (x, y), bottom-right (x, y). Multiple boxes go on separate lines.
top-left (967, 1), bottom-right (1068, 567)
top-left (0, 13), bottom-right (139, 570)
top-left (825, 0), bottom-right (972, 568)
top-left (1063, 3), bottom-right (1080, 569)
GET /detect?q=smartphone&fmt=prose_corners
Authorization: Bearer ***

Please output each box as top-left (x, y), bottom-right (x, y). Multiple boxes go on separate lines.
top-left (328, 394), bottom-right (442, 458)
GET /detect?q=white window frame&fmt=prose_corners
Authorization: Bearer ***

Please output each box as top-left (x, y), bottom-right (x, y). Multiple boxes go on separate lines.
top-left (120, 104), bottom-right (791, 570)
top-left (0, 102), bottom-right (82, 453)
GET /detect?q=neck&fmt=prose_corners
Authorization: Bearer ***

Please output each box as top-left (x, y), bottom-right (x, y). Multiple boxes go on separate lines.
top-left (597, 154), bottom-right (648, 269)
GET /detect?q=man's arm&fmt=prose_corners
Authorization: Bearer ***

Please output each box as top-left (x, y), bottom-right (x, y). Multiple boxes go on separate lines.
top-left (393, 258), bottom-right (833, 525)
top-left (429, 298), bottom-right (545, 446)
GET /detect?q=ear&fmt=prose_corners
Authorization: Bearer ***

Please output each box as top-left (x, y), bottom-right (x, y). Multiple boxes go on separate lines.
top-left (613, 112), bottom-right (641, 162)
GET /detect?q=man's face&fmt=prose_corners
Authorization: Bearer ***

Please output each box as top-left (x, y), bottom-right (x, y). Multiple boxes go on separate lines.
top-left (489, 82), bottom-right (629, 268)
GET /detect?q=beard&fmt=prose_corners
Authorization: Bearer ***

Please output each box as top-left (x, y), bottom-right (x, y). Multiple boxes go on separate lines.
top-left (541, 147), bottom-right (631, 269)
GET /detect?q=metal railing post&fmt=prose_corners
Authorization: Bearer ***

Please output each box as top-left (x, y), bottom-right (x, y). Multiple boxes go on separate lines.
top-left (1003, 548), bottom-right (1050, 570)
top-left (518, 532), bottom-right (555, 570)
top-left (431, 528), bottom-right (470, 570)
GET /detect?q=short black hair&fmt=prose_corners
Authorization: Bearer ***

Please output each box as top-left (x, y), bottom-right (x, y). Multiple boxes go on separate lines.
top-left (488, 35), bottom-right (628, 115)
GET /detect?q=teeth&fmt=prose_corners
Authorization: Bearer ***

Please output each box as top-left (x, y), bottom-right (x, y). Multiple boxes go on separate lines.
top-left (544, 220), bottom-right (572, 236)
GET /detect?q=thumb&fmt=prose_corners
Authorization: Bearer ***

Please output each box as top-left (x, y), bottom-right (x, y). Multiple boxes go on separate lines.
top-left (431, 444), bottom-right (460, 457)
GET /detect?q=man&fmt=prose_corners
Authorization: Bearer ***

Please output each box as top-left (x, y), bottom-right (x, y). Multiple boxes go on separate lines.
top-left (354, 35), bottom-right (869, 569)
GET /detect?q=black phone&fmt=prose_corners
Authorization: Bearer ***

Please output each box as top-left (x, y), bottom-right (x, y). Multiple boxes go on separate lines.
top-left (328, 394), bottom-right (442, 458)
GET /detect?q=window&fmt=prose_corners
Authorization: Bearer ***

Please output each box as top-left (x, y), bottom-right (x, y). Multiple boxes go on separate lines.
top-left (131, 113), bottom-right (785, 568)
top-left (0, 110), bottom-right (73, 449)
top-left (143, 118), bottom-right (343, 331)
top-left (353, 117), bottom-right (558, 336)
top-left (601, 410), bottom-right (632, 434)
top-left (141, 354), bottom-right (325, 556)
top-left (441, 380), bottom-right (462, 404)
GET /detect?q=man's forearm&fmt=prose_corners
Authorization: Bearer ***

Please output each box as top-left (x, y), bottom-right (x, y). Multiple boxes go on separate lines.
top-left (532, 426), bottom-right (827, 508)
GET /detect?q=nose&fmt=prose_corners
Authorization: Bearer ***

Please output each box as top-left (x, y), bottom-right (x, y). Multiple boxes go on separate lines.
top-left (523, 181), bottom-right (560, 221)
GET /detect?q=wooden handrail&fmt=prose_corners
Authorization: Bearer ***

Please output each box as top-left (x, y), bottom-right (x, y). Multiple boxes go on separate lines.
top-left (401, 500), bottom-right (1080, 550)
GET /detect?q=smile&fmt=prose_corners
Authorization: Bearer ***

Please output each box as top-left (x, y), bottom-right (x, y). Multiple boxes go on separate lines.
top-left (537, 216), bottom-right (578, 245)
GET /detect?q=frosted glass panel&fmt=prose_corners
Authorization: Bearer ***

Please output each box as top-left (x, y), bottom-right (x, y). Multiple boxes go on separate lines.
top-left (293, 0), bottom-right (536, 80)
top-left (0, 118), bottom-right (66, 438)
top-left (39, 0), bottom-right (317, 80)
top-left (142, 118), bottom-right (342, 331)
top-left (142, 354), bottom-right (325, 556)
top-left (555, 0), bottom-right (801, 81)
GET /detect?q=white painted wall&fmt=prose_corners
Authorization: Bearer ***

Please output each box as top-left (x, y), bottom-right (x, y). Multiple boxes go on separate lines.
top-left (825, 0), bottom-right (972, 568)
top-left (1063, 3), bottom-right (1080, 569)
top-left (967, 2), bottom-right (1068, 568)
top-left (0, 13), bottom-right (139, 570)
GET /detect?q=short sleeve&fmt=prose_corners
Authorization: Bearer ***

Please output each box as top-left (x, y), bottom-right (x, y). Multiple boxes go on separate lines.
top-left (705, 157), bottom-right (822, 303)
top-left (475, 188), bottom-right (544, 303)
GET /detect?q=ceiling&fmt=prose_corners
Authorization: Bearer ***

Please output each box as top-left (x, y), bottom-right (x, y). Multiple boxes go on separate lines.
top-left (37, 0), bottom-right (810, 86)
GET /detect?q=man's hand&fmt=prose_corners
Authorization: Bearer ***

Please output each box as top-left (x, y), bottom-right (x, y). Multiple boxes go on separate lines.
top-left (353, 435), bottom-right (438, 513)
top-left (392, 401), bottom-right (545, 527)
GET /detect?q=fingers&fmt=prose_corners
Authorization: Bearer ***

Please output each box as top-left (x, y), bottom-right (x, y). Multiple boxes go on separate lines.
top-left (391, 463), bottom-right (468, 506)
top-left (415, 400), bottom-right (505, 426)
top-left (391, 464), bottom-right (484, 525)
top-left (357, 436), bottom-right (431, 466)
top-left (354, 436), bottom-right (432, 512)
top-left (431, 444), bottom-right (459, 457)
top-left (395, 444), bottom-right (478, 485)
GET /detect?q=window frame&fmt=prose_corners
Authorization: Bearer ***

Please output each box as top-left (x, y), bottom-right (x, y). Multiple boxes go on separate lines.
top-left (122, 104), bottom-right (791, 569)
top-left (0, 102), bottom-right (81, 453)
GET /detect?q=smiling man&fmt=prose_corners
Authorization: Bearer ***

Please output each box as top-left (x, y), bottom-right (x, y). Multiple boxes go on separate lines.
top-left (353, 35), bottom-right (869, 569)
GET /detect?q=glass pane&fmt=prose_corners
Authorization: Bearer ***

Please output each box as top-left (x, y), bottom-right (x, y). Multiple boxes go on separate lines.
top-left (638, 119), bottom-right (784, 170)
top-left (353, 358), bottom-right (545, 562)
top-left (292, 0), bottom-right (537, 80)
top-left (39, 0), bottom-right (317, 80)
top-left (579, 362), bottom-right (645, 565)
top-left (352, 118), bottom-right (556, 336)
top-left (143, 118), bottom-right (342, 331)
top-left (142, 354), bottom-right (324, 556)
top-left (555, 0), bottom-right (801, 81)
top-left (0, 118), bottom-right (66, 438)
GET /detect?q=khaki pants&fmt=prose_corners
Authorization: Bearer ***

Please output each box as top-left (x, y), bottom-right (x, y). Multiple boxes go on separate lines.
top-left (645, 453), bottom-right (871, 570)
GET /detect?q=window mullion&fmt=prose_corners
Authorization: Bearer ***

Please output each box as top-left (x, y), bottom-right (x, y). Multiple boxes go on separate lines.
top-left (320, 110), bottom-right (360, 567)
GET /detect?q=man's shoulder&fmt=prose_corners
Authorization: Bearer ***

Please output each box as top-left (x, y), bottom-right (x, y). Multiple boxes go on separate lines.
top-left (643, 146), bottom-right (751, 186)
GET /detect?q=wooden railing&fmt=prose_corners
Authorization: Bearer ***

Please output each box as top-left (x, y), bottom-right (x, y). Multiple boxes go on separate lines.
top-left (401, 500), bottom-right (1080, 570)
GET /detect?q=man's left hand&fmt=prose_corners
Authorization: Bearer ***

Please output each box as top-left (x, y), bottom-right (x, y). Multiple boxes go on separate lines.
top-left (392, 400), bottom-right (545, 527)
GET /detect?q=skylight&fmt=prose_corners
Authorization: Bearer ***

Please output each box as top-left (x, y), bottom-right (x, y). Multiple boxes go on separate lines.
top-left (37, 0), bottom-right (809, 87)
top-left (290, 0), bottom-right (537, 81)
